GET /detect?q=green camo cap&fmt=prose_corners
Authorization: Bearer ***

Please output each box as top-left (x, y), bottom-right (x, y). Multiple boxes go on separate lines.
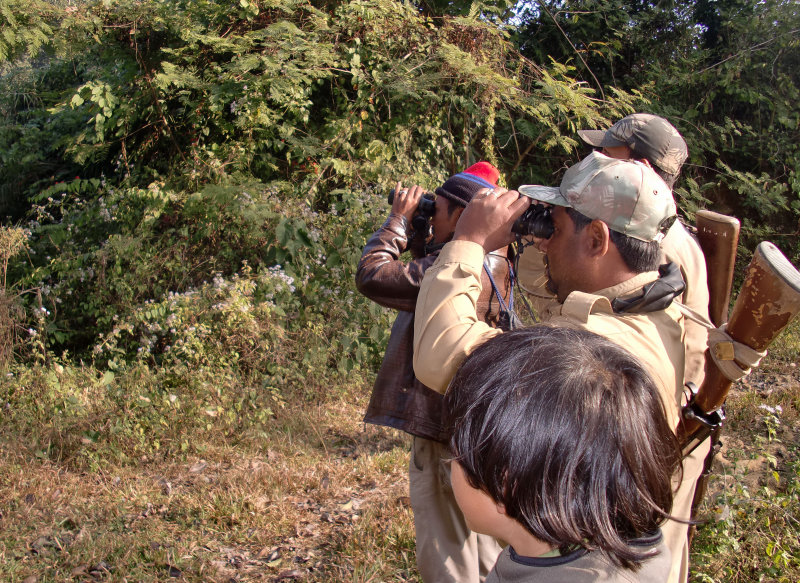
top-left (518, 152), bottom-right (677, 242)
top-left (578, 113), bottom-right (688, 175)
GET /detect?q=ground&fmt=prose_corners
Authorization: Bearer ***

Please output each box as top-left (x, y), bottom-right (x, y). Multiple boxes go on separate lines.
top-left (1, 363), bottom-right (798, 582)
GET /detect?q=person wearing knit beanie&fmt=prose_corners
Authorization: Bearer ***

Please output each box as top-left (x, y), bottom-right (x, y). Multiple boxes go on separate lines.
top-left (427, 162), bottom-right (502, 252)
top-left (435, 161), bottom-right (501, 207)
top-left (356, 160), bottom-right (510, 583)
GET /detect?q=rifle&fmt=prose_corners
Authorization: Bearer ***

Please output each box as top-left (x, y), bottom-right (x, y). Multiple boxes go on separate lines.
top-left (695, 210), bottom-right (740, 327)
top-left (681, 241), bottom-right (800, 454)
top-left (686, 211), bottom-right (741, 542)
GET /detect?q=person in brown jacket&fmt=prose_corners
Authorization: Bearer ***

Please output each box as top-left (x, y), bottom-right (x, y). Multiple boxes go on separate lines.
top-left (356, 162), bottom-right (512, 583)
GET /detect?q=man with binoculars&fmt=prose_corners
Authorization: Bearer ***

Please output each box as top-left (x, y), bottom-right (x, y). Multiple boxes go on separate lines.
top-left (414, 152), bottom-right (699, 583)
top-left (356, 162), bottom-right (512, 583)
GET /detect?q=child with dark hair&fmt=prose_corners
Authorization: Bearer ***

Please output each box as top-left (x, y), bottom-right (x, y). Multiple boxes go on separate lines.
top-left (444, 326), bottom-right (683, 582)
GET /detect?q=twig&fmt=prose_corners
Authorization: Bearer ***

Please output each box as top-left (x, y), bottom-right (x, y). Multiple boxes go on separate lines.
top-left (536, 0), bottom-right (605, 101)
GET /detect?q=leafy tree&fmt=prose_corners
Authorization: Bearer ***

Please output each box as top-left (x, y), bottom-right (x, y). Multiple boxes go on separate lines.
top-left (514, 0), bottom-right (800, 261)
top-left (2, 0), bottom-right (630, 359)
top-left (0, 0), bottom-right (53, 63)
top-left (414, 0), bottom-right (517, 18)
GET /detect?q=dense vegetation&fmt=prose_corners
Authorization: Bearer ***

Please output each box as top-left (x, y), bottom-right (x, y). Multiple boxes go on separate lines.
top-left (1, 0), bottom-right (798, 581)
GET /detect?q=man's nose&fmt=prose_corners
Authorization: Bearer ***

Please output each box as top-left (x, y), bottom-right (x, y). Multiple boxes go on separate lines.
top-left (538, 237), bottom-right (549, 252)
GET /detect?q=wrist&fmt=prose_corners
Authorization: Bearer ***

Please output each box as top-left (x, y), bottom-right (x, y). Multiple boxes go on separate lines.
top-left (453, 232), bottom-right (488, 252)
top-left (388, 211), bottom-right (409, 223)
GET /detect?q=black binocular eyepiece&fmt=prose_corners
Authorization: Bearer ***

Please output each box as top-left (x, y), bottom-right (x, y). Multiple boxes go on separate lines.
top-left (388, 189), bottom-right (437, 217)
top-left (511, 202), bottom-right (555, 239)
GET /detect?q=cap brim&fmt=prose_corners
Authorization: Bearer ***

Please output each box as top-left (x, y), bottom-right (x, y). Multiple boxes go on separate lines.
top-left (518, 185), bottom-right (570, 207)
top-left (577, 129), bottom-right (606, 147)
top-left (578, 128), bottom-right (626, 149)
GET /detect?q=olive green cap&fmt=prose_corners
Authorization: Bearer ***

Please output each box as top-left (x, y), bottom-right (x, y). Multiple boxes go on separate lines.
top-left (578, 113), bottom-right (688, 175)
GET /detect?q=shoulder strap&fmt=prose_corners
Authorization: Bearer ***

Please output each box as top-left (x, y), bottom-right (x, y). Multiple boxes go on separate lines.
top-left (484, 255), bottom-right (523, 330)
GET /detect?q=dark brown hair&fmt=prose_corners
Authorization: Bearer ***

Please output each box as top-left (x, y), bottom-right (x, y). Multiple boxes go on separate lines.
top-left (444, 326), bottom-right (682, 570)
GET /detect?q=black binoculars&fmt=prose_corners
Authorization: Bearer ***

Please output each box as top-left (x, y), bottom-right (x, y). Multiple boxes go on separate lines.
top-left (388, 189), bottom-right (436, 233)
top-left (512, 202), bottom-right (555, 239)
top-left (387, 189), bottom-right (436, 217)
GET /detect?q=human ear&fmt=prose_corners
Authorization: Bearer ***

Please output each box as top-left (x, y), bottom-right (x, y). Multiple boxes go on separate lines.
top-left (585, 220), bottom-right (610, 257)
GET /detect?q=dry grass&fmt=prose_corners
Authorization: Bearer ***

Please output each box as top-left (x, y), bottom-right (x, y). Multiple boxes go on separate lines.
top-left (0, 390), bottom-right (417, 582)
top-left (0, 226), bottom-right (28, 368)
top-left (689, 325), bottom-right (800, 582)
top-left (1, 321), bottom-right (798, 582)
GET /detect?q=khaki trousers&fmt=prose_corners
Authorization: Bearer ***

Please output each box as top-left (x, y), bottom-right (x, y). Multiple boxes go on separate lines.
top-left (409, 437), bottom-right (502, 583)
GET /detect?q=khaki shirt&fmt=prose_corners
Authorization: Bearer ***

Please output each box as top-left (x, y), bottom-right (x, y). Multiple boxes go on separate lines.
top-left (413, 240), bottom-right (686, 428)
top-left (516, 244), bottom-right (552, 316)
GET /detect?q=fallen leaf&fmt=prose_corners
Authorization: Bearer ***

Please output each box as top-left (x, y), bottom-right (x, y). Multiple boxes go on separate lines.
top-left (268, 549), bottom-right (281, 561)
top-left (258, 547), bottom-right (280, 561)
top-left (158, 477), bottom-right (172, 495)
top-left (30, 536), bottom-right (54, 554)
top-left (189, 461), bottom-right (207, 473)
top-left (167, 565), bottom-right (182, 578)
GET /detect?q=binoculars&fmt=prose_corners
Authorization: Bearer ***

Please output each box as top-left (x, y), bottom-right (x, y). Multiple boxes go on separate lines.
top-left (512, 202), bottom-right (554, 239)
top-left (387, 189), bottom-right (436, 217)
top-left (388, 189), bottom-right (436, 233)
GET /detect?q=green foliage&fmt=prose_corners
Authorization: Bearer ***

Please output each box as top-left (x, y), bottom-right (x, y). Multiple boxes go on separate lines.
top-left (0, 359), bottom-right (283, 469)
top-left (12, 176), bottom-right (392, 377)
top-left (1, 0), bottom-right (795, 398)
top-left (0, 226), bottom-right (30, 366)
top-left (514, 0), bottom-right (800, 264)
top-left (2, 0), bottom-right (636, 211)
top-left (0, 0), bottom-right (53, 63)
top-left (415, 0), bottom-right (517, 19)
top-left (2, 0), bottom-right (636, 373)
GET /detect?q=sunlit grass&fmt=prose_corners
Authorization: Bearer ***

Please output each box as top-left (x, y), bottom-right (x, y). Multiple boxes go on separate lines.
top-left (1, 323), bottom-right (798, 581)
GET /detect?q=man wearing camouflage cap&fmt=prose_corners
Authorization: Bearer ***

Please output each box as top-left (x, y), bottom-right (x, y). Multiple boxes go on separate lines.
top-left (414, 152), bottom-right (694, 583)
top-left (581, 113), bottom-right (709, 389)
top-left (577, 113), bottom-right (689, 184)
top-left (579, 114), bottom-right (711, 583)
top-left (520, 113), bottom-right (709, 389)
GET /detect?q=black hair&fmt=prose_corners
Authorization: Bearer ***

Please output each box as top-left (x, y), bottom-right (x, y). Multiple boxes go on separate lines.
top-left (444, 326), bottom-right (682, 570)
top-left (445, 197), bottom-right (463, 216)
top-left (565, 207), bottom-right (661, 273)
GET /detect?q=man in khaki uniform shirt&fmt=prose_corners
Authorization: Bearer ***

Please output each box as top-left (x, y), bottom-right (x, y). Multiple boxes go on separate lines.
top-left (578, 113), bottom-right (709, 387)
top-left (414, 152), bottom-right (703, 583)
top-left (521, 113), bottom-right (709, 387)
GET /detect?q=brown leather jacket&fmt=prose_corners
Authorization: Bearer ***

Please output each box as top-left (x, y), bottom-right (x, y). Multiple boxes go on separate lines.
top-left (356, 213), bottom-right (511, 442)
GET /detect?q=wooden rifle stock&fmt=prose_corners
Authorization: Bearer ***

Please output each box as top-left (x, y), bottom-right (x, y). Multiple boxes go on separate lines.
top-left (687, 210), bottom-right (740, 541)
top-left (695, 210), bottom-right (740, 326)
top-left (680, 242), bottom-right (800, 452)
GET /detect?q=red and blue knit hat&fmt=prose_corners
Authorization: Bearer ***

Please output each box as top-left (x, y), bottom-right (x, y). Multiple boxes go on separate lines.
top-left (435, 162), bottom-right (500, 207)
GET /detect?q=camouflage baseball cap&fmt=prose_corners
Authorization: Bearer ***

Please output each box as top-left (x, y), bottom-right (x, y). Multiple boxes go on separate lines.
top-left (518, 152), bottom-right (677, 242)
top-left (577, 113), bottom-right (688, 175)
